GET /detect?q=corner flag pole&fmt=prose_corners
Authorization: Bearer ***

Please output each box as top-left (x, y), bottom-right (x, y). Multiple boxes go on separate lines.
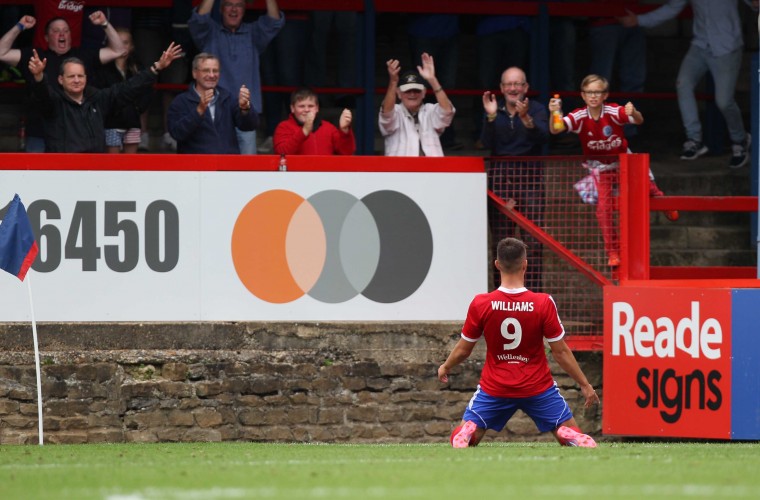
top-left (0, 193), bottom-right (42, 444)
top-left (26, 273), bottom-right (44, 446)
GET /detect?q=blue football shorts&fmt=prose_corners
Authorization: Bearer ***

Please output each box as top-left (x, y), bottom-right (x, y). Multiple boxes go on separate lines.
top-left (461, 382), bottom-right (574, 433)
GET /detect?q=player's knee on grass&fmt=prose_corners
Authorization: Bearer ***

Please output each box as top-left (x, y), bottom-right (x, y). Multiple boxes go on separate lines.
top-left (555, 425), bottom-right (582, 446)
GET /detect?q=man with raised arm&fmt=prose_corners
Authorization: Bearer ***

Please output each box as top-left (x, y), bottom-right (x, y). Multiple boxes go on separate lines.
top-left (189, 0), bottom-right (283, 154)
top-left (27, 42), bottom-right (181, 153)
top-left (378, 52), bottom-right (455, 157)
top-left (0, 11), bottom-right (126, 151)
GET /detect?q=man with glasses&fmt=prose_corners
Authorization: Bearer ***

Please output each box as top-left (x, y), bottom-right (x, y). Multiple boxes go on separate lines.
top-left (378, 52), bottom-right (455, 156)
top-left (189, 0), bottom-right (283, 154)
top-left (480, 66), bottom-right (549, 290)
top-left (167, 53), bottom-right (257, 154)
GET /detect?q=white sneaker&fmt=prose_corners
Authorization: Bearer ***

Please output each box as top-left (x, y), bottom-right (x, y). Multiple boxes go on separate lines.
top-left (162, 132), bottom-right (177, 152)
top-left (257, 136), bottom-right (273, 154)
top-left (138, 132), bottom-right (150, 152)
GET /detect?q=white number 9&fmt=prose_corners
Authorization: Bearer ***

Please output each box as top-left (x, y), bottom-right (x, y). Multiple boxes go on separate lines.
top-left (501, 318), bottom-right (522, 350)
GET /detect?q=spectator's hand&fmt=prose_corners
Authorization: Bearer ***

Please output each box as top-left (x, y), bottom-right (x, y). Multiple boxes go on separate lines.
top-left (28, 49), bottom-right (46, 82)
top-left (197, 88), bottom-right (214, 115)
top-left (386, 59), bottom-right (400, 84)
top-left (417, 52), bottom-right (435, 81)
top-left (625, 101), bottom-right (636, 117)
top-left (339, 108), bottom-right (352, 133)
top-left (239, 85), bottom-right (251, 111)
top-left (88, 10), bottom-right (109, 27)
top-left (482, 91), bottom-right (498, 115)
top-left (302, 109), bottom-right (316, 135)
top-left (19, 15), bottom-right (36, 30)
top-left (617, 9), bottom-right (638, 27)
top-left (515, 96), bottom-right (530, 118)
top-left (548, 96), bottom-right (562, 113)
top-left (155, 42), bottom-right (183, 71)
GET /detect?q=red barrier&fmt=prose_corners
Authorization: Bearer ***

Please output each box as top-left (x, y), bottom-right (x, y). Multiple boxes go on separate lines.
top-left (620, 155), bottom-right (759, 282)
top-left (0, 152), bottom-right (484, 173)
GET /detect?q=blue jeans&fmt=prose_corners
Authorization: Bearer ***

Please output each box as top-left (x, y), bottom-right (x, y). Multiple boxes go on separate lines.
top-left (236, 128), bottom-right (257, 155)
top-left (677, 45), bottom-right (746, 144)
top-left (589, 24), bottom-right (646, 93)
top-left (25, 136), bottom-right (45, 153)
top-left (589, 24), bottom-right (646, 138)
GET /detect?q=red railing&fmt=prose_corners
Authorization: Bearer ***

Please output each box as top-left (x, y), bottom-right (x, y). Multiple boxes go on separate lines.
top-left (487, 153), bottom-right (759, 351)
top-left (619, 155), bottom-right (759, 283)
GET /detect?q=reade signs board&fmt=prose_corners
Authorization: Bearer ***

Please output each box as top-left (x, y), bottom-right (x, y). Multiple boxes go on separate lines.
top-left (603, 285), bottom-right (760, 440)
top-left (1, 157), bottom-right (486, 322)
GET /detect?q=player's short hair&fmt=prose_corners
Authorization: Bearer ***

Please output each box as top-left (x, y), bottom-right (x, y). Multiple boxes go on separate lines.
top-left (496, 237), bottom-right (527, 274)
top-left (580, 74), bottom-right (609, 92)
top-left (59, 57), bottom-right (85, 76)
top-left (192, 53), bottom-right (220, 71)
top-left (290, 87), bottom-right (318, 106)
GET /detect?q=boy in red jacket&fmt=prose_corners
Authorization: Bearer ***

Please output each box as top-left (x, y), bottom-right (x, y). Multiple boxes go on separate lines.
top-left (274, 88), bottom-right (355, 155)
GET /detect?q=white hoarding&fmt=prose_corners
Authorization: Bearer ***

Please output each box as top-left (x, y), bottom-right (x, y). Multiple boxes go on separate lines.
top-left (1, 170), bottom-right (486, 321)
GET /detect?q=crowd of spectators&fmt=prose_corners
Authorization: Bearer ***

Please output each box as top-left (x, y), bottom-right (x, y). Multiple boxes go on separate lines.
top-left (0, 0), bottom-right (756, 162)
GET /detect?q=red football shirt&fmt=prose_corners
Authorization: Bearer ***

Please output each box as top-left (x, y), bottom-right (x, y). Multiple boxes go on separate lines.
top-left (565, 103), bottom-right (632, 156)
top-left (33, 0), bottom-right (86, 49)
top-left (462, 287), bottom-right (565, 398)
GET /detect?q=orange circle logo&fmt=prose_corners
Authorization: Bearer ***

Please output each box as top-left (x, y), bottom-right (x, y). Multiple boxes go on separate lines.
top-left (231, 190), bottom-right (433, 304)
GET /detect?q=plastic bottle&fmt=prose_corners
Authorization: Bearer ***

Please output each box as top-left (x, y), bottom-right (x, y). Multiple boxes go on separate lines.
top-left (551, 94), bottom-right (563, 131)
top-left (278, 153), bottom-right (287, 172)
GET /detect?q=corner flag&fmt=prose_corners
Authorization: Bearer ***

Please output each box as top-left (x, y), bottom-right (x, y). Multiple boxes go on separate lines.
top-left (0, 194), bottom-right (39, 281)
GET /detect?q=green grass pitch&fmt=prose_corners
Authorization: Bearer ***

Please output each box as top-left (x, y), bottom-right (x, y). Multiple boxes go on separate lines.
top-left (1, 441), bottom-right (760, 499)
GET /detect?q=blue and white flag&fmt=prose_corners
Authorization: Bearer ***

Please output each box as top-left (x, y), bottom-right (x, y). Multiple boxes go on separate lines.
top-left (0, 194), bottom-right (39, 281)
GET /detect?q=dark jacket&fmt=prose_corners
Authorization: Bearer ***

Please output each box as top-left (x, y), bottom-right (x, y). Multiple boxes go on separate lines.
top-left (167, 84), bottom-right (258, 154)
top-left (29, 69), bottom-right (157, 153)
top-left (92, 60), bottom-right (152, 130)
top-left (481, 99), bottom-right (549, 156)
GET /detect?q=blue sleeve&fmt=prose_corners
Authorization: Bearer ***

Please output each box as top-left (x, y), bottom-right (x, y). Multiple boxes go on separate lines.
top-left (251, 12), bottom-right (285, 53)
top-left (528, 101), bottom-right (549, 145)
top-left (167, 94), bottom-right (204, 142)
top-left (188, 9), bottom-right (215, 49)
top-left (234, 106), bottom-right (259, 132)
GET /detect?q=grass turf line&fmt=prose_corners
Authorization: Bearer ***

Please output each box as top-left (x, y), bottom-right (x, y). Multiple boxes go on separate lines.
top-left (1, 442), bottom-right (760, 499)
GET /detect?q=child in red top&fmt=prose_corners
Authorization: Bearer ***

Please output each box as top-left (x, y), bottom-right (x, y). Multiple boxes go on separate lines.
top-left (273, 88), bottom-right (355, 156)
top-left (548, 74), bottom-right (678, 267)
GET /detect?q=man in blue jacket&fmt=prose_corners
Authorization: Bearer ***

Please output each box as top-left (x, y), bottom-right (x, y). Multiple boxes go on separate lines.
top-left (189, 0), bottom-right (283, 154)
top-left (167, 52), bottom-right (258, 154)
top-left (480, 66), bottom-right (549, 291)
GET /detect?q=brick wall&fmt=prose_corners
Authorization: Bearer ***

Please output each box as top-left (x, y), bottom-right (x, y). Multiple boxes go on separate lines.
top-left (0, 322), bottom-right (602, 445)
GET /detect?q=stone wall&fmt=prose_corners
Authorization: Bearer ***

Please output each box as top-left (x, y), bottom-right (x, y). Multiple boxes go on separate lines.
top-left (0, 322), bottom-right (602, 445)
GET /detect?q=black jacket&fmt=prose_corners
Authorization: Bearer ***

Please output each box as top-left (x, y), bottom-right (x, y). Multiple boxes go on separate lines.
top-left (30, 69), bottom-right (156, 153)
top-left (92, 61), bottom-right (153, 130)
